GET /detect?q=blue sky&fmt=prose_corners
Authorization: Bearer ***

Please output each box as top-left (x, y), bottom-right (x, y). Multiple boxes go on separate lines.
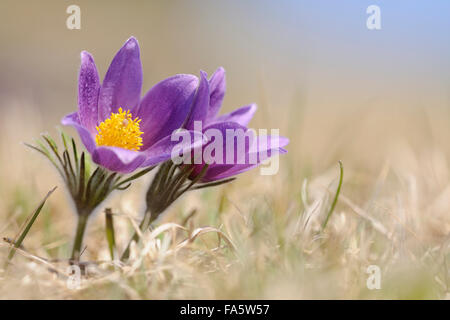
top-left (1, 0), bottom-right (448, 114)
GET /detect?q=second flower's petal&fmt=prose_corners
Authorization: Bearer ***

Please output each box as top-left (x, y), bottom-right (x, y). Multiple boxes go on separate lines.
top-left (78, 51), bottom-right (100, 133)
top-left (137, 74), bottom-right (199, 150)
top-left (202, 145), bottom-right (288, 182)
top-left (187, 121), bottom-right (245, 179)
top-left (184, 71), bottom-right (210, 130)
top-left (207, 67), bottom-right (226, 120)
top-left (192, 121), bottom-right (289, 181)
top-left (202, 136), bottom-right (289, 182)
top-left (91, 146), bottom-right (146, 174)
top-left (61, 112), bottom-right (97, 153)
top-left (140, 130), bottom-right (206, 167)
top-left (98, 37), bottom-right (143, 121)
top-left (214, 104), bottom-right (257, 127)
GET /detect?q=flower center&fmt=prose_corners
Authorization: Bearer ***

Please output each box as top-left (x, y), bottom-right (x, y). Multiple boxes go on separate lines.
top-left (95, 108), bottom-right (143, 151)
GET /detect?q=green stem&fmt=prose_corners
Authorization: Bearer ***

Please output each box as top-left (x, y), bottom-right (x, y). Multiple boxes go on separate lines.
top-left (119, 163), bottom-right (202, 262)
top-left (71, 212), bottom-right (90, 261)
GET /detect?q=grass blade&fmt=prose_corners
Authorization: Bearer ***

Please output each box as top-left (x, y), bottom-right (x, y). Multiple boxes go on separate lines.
top-left (322, 161), bottom-right (344, 230)
top-left (6, 186), bottom-right (57, 263)
top-left (105, 208), bottom-right (116, 260)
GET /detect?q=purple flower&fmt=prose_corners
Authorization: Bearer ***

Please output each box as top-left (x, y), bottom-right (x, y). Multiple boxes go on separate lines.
top-left (183, 68), bottom-right (289, 182)
top-left (62, 37), bottom-right (202, 173)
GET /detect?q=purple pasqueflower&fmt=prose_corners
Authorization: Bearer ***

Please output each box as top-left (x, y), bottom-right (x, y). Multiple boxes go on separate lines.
top-left (183, 68), bottom-right (289, 182)
top-left (62, 37), bottom-right (202, 173)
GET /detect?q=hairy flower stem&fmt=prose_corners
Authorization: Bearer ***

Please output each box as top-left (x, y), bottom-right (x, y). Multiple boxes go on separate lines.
top-left (119, 161), bottom-right (233, 262)
top-left (120, 162), bottom-right (200, 261)
top-left (27, 133), bottom-right (155, 263)
top-left (71, 211), bottom-right (90, 261)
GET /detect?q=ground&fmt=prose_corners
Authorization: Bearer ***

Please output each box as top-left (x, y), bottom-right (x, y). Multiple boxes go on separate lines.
top-left (0, 102), bottom-right (449, 299)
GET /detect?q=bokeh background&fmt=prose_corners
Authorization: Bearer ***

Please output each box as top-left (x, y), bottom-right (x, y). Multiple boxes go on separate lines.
top-left (1, 0), bottom-right (450, 176)
top-left (0, 0), bottom-right (450, 299)
top-left (2, 0), bottom-right (449, 124)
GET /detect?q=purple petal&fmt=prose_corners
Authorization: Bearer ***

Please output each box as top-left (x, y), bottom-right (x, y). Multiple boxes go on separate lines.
top-left (207, 67), bottom-right (226, 120)
top-left (214, 104), bottom-right (257, 127)
top-left (140, 130), bottom-right (206, 167)
top-left (203, 147), bottom-right (287, 181)
top-left (136, 74), bottom-right (199, 150)
top-left (237, 134), bottom-right (289, 164)
top-left (184, 71), bottom-right (210, 130)
top-left (189, 122), bottom-right (289, 181)
top-left (98, 37), bottom-right (143, 121)
top-left (91, 146), bottom-right (146, 174)
top-left (187, 121), bottom-right (246, 179)
top-left (78, 51), bottom-right (100, 134)
top-left (61, 112), bottom-right (96, 153)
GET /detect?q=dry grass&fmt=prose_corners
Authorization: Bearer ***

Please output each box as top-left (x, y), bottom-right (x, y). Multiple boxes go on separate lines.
top-left (0, 100), bottom-right (450, 299)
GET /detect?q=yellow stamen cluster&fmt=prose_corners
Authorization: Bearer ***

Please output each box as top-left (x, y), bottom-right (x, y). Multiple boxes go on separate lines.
top-left (96, 108), bottom-right (143, 151)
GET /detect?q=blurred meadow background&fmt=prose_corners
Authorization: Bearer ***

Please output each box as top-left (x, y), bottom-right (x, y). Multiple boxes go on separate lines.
top-left (0, 0), bottom-right (450, 299)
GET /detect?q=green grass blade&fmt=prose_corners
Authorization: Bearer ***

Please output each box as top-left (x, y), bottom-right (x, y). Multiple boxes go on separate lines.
top-left (105, 208), bottom-right (116, 260)
top-left (322, 161), bottom-right (344, 230)
top-left (6, 186), bottom-right (57, 263)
